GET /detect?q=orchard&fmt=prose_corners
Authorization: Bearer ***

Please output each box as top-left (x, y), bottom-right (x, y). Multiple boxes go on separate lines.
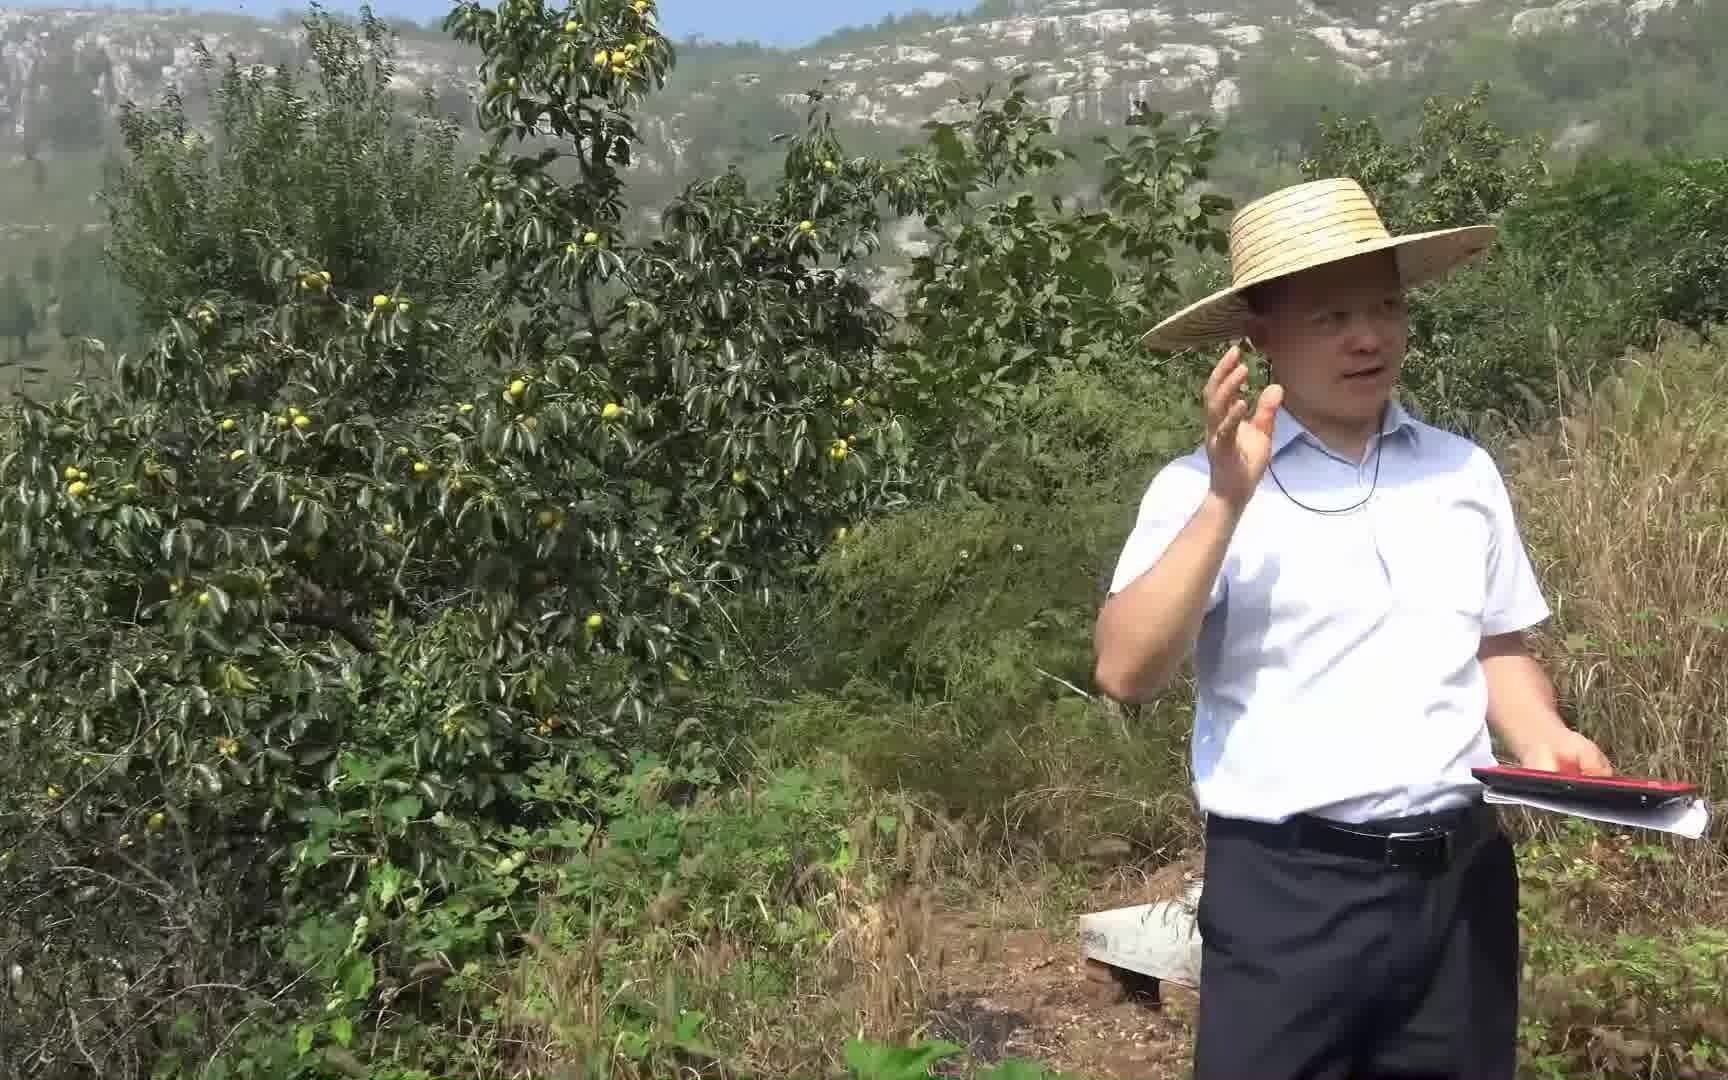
top-left (0, 1), bottom-right (1231, 1073)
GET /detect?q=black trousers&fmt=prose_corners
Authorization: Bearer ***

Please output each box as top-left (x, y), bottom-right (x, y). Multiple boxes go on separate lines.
top-left (1191, 802), bottom-right (1519, 1080)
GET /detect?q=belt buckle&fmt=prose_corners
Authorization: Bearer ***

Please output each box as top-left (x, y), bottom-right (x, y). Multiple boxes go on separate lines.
top-left (1384, 827), bottom-right (1449, 869)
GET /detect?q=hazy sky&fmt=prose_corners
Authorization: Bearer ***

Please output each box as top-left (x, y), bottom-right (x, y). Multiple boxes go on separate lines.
top-left (163, 0), bottom-right (977, 47)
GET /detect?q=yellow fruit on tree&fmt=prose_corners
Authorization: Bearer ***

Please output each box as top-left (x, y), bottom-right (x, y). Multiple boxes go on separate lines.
top-left (372, 294), bottom-right (391, 309)
top-left (829, 440), bottom-right (849, 462)
top-left (46, 785), bottom-right (62, 800)
top-left (583, 230), bottom-right (600, 245)
top-left (67, 480), bottom-right (88, 497)
top-left (508, 378), bottom-right (528, 398)
top-left (293, 414), bottom-right (311, 431)
top-left (413, 461), bottom-right (431, 475)
top-left (229, 449), bottom-right (247, 462)
top-left (277, 415), bottom-right (291, 430)
top-left (595, 49), bottom-right (610, 66)
top-left (147, 811), bottom-right (167, 832)
top-left (397, 300), bottom-right (412, 314)
top-left (196, 592), bottom-right (212, 607)
top-left (586, 612), bottom-right (604, 631)
top-left (565, 18), bottom-right (580, 32)
top-left (799, 220), bottom-right (815, 233)
top-left (842, 397), bottom-right (856, 408)
top-left (458, 402), bottom-right (475, 414)
top-left (382, 522), bottom-right (398, 537)
top-left (601, 402), bottom-right (624, 421)
top-left (62, 464), bottom-right (80, 481)
top-left (731, 468), bottom-right (749, 485)
top-left (823, 159), bottom-right (837, 173)
top-left (220, 418), bottom-right (237, 432)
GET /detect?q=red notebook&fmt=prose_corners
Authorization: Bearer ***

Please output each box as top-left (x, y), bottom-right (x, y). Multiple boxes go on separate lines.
top-left (1472, 765), bottom-right (1700, 811)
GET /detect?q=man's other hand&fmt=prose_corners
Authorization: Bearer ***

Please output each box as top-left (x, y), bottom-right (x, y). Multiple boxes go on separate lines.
top-left (1516, 729), bottom-right (1615, 776)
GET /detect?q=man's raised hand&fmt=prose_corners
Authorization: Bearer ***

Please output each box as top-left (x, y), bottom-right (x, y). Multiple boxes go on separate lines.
top-left (1204, 343), bottom-right (1283, 511)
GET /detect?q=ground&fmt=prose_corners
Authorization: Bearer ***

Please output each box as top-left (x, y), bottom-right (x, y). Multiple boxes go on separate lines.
top-left (920, 857), bottom-right (1204, 1078)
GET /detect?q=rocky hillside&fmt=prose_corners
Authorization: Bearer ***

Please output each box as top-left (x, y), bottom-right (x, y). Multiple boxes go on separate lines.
top-left (0, 0), bottom-right (1685, 177)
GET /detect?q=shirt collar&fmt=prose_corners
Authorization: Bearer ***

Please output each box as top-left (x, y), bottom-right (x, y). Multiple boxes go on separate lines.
top-left (1272, 398), bottom-right (1418, 458)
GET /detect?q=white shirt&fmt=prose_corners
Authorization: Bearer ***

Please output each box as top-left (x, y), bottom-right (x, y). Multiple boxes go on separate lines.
top-left (1108, 401), bottom-right (1551, 824)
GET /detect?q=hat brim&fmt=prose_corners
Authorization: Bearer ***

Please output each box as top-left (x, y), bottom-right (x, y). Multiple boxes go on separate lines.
top-left (1139, 224), bottom-right (1498, 354)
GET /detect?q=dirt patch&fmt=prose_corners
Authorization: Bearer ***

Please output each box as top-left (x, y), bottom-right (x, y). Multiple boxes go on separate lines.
top-left (922, 907), bottom-right (1197, 1079)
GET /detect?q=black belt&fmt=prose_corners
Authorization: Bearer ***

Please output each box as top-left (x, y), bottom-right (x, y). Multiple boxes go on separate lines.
top-left (1212, 801), bottom-right (1497, 871)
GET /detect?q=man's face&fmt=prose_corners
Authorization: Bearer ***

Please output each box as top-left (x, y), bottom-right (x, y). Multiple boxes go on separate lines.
top-left (1246, 250), bottom-right (1409, 431)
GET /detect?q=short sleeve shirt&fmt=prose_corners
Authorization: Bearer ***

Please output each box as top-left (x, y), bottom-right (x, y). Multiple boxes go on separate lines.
top-left (1108, 402), bottom-right (1550, 824)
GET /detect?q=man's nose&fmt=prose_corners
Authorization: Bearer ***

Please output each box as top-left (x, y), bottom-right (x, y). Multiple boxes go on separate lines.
top-left (1343, 312), bottom-right (1383, 352)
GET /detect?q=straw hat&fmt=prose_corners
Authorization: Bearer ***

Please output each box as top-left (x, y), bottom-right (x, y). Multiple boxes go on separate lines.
top-left (1140, 177), bottom-right (1498, 353)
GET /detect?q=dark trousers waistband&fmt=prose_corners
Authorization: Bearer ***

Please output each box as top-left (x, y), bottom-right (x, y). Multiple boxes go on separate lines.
top-left (1207, 801), bottom-right (1498, 871)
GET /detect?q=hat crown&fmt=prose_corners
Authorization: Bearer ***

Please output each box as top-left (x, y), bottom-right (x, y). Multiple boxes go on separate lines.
top-left (1227, 178), bottom-right (1393, 288)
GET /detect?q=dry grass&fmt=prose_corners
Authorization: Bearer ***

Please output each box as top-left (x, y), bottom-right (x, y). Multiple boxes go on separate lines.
top-left (489, 808), bottom-right (954, 1080)
top-left (1507, 326), bottom-right (1728, 907)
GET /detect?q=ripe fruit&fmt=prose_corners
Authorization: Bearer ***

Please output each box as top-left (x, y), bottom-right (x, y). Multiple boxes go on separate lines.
top-left (835, 526), bottom-right (850, 542)
top-left (382, 522), bottom-right (398, 537)
top-left (397, 300), bottom-right (412, 314)
top-left (842, 397), bottom-right (856, 408)
top-left (594, 49), bottom-right (610, 66)
top-left (565, 17), bottom-right (580, 31)
top-left (372, 293), bottom-right (391, 310)
top-left (67, 480), bottom-right (88, 497)
top-left (823, 159), bottom-right (837, 173)
top-left (229, 449), bottom-right (247, 462)
top-left (458, 402), bottom-right (475, 414)
top-left (62, 464), bottom-right (80, 481)
top-left (45, 784), bottom-right (62, 800)
top-left (196, 591), bottom-right (211, 607)
top-left (583, 230), bottom-right (600, 245)
top-left (293, 414), bottom-right (312, 431)
top-left (220, 418), bottom-right (237, 432)
top-left (508, 378), bottom-right (528, 399)
top-left (829, 440), bottom-right (849, 462)
top-left (413, 461), bottom-right (431, 475)
top-left (799, 220), bottom-right (815, 233)
top-left (146, 811), bottom-right (167, 833)
top-left (601, 402), bottom-right (624, 421)
top-left (731, 468), bottom-right (749, 485)
top-left (586, 612), bottom-right (604, 631)
top-left (276, 415), bottom-right (291, 430)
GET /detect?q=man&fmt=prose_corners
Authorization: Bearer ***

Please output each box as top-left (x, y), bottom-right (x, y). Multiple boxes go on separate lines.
top-left (1093, 178), bottom-right (1613, 1080)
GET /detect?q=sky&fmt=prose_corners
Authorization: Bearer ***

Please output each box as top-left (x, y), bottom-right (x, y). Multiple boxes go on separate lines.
top-left (112, 0), bottom-right (979, 48)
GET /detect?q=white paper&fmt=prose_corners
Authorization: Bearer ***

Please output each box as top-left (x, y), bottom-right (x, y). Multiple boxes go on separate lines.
top-left (1077, 880), bottom-right (1204, 989)
top-left (1483, 789), bottom-right (1711, 840)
